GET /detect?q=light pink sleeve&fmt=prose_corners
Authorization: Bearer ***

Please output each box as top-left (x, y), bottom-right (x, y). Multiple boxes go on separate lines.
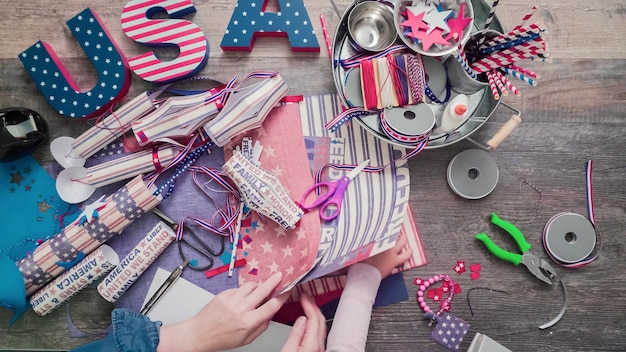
top-left (326, 263), bottom-right (382, 352)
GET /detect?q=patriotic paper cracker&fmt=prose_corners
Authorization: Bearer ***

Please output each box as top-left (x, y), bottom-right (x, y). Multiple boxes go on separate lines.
top-left (17, 175), bottom-right (162, 296)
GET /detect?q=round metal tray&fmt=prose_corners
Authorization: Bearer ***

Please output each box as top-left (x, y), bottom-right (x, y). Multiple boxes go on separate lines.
top-left (332, 0), bottom-right (505, 149)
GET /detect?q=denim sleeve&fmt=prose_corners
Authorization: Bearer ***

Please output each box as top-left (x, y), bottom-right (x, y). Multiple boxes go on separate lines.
top-left (70, 309), bottom-right (162, 352)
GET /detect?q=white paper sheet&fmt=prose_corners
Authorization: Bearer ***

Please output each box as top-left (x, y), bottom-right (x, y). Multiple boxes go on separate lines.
top-left (143, 268), bottom-right (292, 352)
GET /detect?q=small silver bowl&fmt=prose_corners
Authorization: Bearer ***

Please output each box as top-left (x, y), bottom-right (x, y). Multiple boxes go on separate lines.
top-left (347, 1), bottom-right (397, 52)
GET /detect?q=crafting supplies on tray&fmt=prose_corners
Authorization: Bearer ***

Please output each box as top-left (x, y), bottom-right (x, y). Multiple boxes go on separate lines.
top-left (331, 0), bottom-right (548, 151)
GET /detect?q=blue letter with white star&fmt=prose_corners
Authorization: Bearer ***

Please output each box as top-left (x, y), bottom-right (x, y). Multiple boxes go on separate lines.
top-left (18, 8), bottom-right (131, 119)
top-left (221, 0), bottom-right (320, 52)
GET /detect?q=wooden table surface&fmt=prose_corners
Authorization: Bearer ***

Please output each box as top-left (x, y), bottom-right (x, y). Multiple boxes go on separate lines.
top-left (1, 1), bottom-right (625, 351)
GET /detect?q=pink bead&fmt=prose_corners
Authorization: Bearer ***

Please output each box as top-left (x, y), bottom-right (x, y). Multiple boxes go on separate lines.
top-left (424, 281), bottom-right (430, 288)
top-left (419, 285), bottom-right (425, 291)
top-left (418, 296), bottom-right (424, 303)
top-left (420, 301), bottom-right (426, 308)
top-left (428, 278), bottom-right (435, 284)
top-left (417, 291), bottom-right (423, 297)
top-left (433, 275), bottom-right (440, 281)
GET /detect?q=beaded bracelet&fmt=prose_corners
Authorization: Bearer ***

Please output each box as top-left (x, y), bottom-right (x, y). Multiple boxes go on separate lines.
top-left (415, 274), bottom-right (457, 316)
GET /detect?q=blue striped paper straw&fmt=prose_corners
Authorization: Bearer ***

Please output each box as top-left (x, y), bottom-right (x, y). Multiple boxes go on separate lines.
top-left (502, 66), bottom-right (537, 86)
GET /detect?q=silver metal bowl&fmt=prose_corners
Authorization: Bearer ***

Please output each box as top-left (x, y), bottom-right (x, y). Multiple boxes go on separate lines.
top-left (347, 1), bottom-right (397, 52)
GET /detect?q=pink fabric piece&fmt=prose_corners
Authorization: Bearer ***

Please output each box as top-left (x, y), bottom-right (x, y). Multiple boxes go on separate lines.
top-left (224, 103), bottom-right (321, 290)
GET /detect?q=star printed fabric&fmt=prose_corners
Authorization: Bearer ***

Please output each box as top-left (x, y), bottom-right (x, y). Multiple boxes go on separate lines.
top-left (431, 312), bottom-right (470, 351)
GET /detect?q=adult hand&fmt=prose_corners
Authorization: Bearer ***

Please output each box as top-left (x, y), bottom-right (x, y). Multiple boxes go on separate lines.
top-left (157, 272), bottom-right (290, 352)
top-left (280, 293), bottom-right (326, 352)
top-left (361, 232), bottom-right (413, 279)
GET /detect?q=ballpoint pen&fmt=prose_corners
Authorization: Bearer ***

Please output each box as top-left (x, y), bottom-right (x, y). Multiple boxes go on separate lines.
top-left (140, 259), bottom-right (189, 315)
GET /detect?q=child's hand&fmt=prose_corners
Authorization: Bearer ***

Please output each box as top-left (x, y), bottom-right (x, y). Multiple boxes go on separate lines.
top-left (280, 293), bottom-right (326, 352)
top-left (361, 232), bottom-right (413, 279)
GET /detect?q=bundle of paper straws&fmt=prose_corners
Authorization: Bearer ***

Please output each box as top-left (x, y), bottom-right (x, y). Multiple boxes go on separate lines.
top-left (456, 4), bottom-right (549, 100)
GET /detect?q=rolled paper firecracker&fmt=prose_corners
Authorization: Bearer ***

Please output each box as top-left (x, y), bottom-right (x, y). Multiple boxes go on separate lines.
top-left (17, 175), bottom-right (162, 296)
top-left (204, 73), bottom-right (287, 147)
top-left (222, 151), bottom-right (303, 230)
top-left (30, 245), bottom-right (119, 316)
top-left (51, 92), bottom-right (156, 168)
top-left (132, 88), bottom-right (223, 146)
top-left (97, 221), bottom-right (175, 303)
top-left (82, 146), bottom-right (178, 188)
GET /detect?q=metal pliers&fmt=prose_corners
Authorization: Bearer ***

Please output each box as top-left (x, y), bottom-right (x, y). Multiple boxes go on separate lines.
top-left (476, 213), bottom-right (558, 285)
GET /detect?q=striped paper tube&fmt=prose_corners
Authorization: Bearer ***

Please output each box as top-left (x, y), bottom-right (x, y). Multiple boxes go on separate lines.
top-left (97, 221), bottom-right (175, 303)
top-left (496, 70), bottom-right (520, 96)
top-left (204, 73), bottom-right (287, 147)
top-left (132, 89), bottom-right (223, 146)
top-left (477, 0), bottom-right (500, 46)
top-left (83, 146), bottom-right (178, 188)
top-left (453, 50), bottom-right (478, 80)
top-left (508, 64), bottom-right (540, 79)
top-left (480, 32), bottom-right (543, 55)
top-left (486, 71), bottom-right (500, 100)
top-left (480, 24), bottom-right (545, 49)
top-left (70, 93), bottom-right (156, 159)
top-left (471, 50), bottom-right (536, 73)
top-left (502, 66), bottom-right (538, 86)
top-left (17, 175), bottom-right (162, 296)
top-left (513, 6), bottom-right (538, 31)
top-left (30, 245), bottom-right (119, 316)
top-left (489, 70), bottom-right (508, 96)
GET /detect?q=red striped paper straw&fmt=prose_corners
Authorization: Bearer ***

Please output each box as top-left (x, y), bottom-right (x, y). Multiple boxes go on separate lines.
top-left (481, 24), bottom-right (545, 48)
top-left (489, 70), bottom-right (508, 96)
top-left (486, 70), bottom-right (500, 100)
top-left (509, 64), bottom-right (540, 79)
top-left (320, 14), bottom-right (333, 60)
top-left (496, 70), bottom-right (521, 96)
top-left (513, 5), bottom-right (538, 31)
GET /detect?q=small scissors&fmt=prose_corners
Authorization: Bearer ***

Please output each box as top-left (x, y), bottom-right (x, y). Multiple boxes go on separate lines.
top-left (476, 213), bottom-right (558, 285)
top-left (151, 208), bottom-right (225, 271)
top-left (300, 160), bottom-right (369, 221)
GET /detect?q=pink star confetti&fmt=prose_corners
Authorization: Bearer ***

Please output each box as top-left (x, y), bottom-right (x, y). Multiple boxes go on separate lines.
top-left (444, 3), bottom-right (472, 41)
top-left (409, 27), bottom-right (450, 51)
top-left (414, 277), bottom-right (425, 286)
top-left (400, 9), bottom-right (430, 36)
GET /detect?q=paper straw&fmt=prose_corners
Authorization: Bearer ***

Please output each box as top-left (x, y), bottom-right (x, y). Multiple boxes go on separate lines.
top-left (508, 64), bottom-right (540, 79)
top-left (97, 221), bottom-right (175, 302)
top-left (480, 32), bottom-right (542, 55)
top-left (501, 66), bottom-right (538, 86)
top-left (30, 245), bottom-right (119, 316)
top-left (320, 14), bottom-right (333, 60)
top-left (486, 71), bottom-right (501, 100)
top-left (471, 49), bottom-right (536, 73)
top-left (228, 202), bottom-right (244, 277)
top-left (496, 70), bottom-right (521, 96)
top-left (489, 70), bottom-right (508, 96)
top-left (480, 24), bottom-right (544, 49)
top-left (477, 0), bottom-right (500, 46)
top-left (70, 93), bottom-right (155, 159)
top-left (18, 176), bottom-right (162, 296)
top-left (84, 146), bottom-right (178, 188)
top-left (513, 5), bottom-right (538, 31)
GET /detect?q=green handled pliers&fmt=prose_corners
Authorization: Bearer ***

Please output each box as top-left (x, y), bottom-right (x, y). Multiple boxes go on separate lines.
top-left (476, 213), bottom-right (557, 285)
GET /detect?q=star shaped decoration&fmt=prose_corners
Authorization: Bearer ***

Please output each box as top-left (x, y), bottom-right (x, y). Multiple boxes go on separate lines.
top-left (400, 9), bottom-right (430, 36)
top-left (10, 172), bottom-right (24, 185)
top-left (408, 27), bottom-right (450, 51)
top-left (444, 3), bottom-right (472, 41)
top-left (423, 5), bottom-right (454, 34)
top-left (76, 195), bottom-right (107, 226)
top-left (37, 201), bottom-right (51, 213)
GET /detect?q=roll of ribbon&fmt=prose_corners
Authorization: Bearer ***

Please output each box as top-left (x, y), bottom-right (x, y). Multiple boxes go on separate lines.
top-left (380, 103), bottom-right (435, 145)
top-left (543, 213), bottom-right (597, 267)
top-left (542, 160), bottom-right (599, 268)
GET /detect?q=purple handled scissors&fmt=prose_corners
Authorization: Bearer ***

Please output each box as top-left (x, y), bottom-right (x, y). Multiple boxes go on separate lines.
top-left (300, 160), bottom-right (370, 221)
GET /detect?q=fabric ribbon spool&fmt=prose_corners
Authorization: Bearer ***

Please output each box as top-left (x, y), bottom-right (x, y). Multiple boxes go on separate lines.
top-left (380, 104), bottom-right (435, 146)
top-left (543, 213), bottom-right (598, 268)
